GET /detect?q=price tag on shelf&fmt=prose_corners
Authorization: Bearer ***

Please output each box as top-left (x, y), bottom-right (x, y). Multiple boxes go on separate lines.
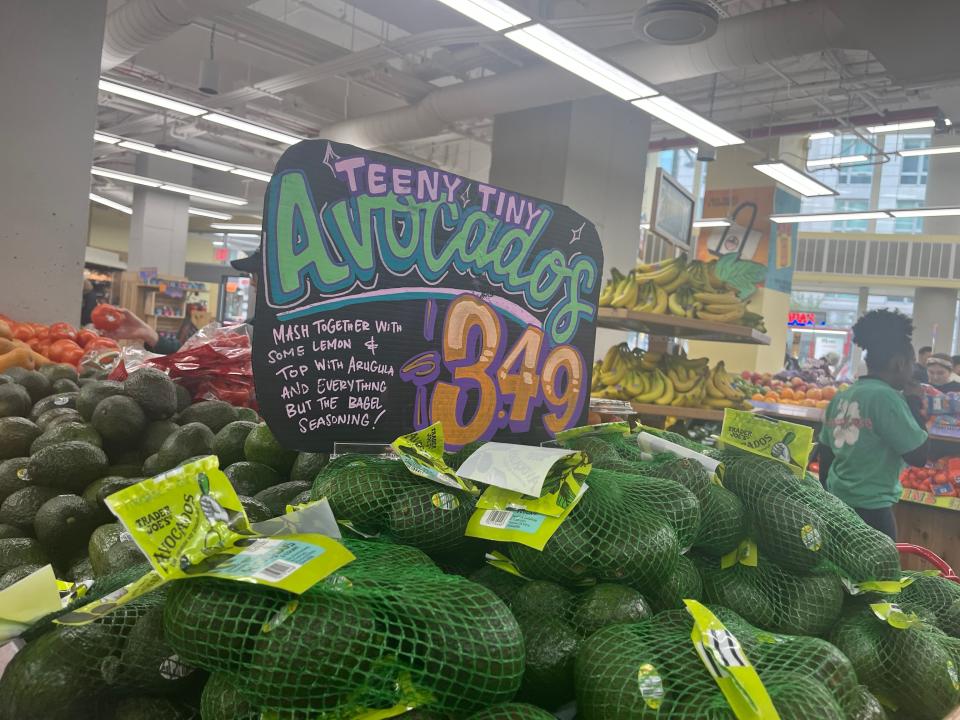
top-left (720, 409), bottom-right (813, 473)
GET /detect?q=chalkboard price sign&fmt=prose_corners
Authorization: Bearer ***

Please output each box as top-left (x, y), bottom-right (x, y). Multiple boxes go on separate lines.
top-left (252, 140), bottom-right (603, 451)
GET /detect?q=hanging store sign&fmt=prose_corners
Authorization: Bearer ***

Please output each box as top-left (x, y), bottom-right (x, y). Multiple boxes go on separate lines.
top-left (251, 140), bottom-right (603, 451)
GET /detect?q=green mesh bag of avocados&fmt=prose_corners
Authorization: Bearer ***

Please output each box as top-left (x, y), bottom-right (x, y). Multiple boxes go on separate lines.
top-left (896, 570), bottom-right (960, 637)
top-left (310, 455), bottom-right (477, 556)
top-left (164, 538), bottom-right (524, 718)
top-left (466, 704), bottom-right (557, 720)
top-left (715, 450), bottom-right (900, 582)
top-left (830, 602), bottom-right (960, 719)
top-left (510, 468), bottom-right (680, 591)
top-left (575, 605), bottom-right (880, 720)
top-left (694, 554), bottom-right (844, 636)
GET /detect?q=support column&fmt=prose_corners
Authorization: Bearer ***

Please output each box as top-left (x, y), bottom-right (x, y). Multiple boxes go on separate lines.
top-left (489, 97), bottom-right (652, 355)
top-left (128, 155), bottom-right (191, 276)
top-left (922, 133), bottom-right (960, 235)
top-left (912, 287), bottom-right (957, 354)
top-left (0, 0), bottom-right (107, 324)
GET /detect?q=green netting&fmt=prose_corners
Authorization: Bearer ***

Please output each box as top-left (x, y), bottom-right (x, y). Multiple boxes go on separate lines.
top-left (163, 538), bottom-right (524, 717)
top-left (635, 453), bottom-right (713, 503)
top-left (691, 483), bottom-right (746, 557)
top-left (466, 703), bottom-right (557, 719)
top-left (510, 469), bottom-right (680, 591)
top-left (646, 554), bottom-right (703, 612)
top-left (717, 451), bottom-right (900, 581)
top-left (896, 571), bottom-right (960, 637)
top-left (310, 455), bottom-right (477, 555)
top-left (575, 605), bottom-right (875, 720)
top-left (695, 554), bottom-right (844, 636)
top-left (830, 603), bottom-right (960, 719)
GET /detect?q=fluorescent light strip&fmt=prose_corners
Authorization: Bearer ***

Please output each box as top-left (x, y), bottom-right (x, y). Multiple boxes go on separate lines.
top-left (89, 193), bottom-right (132, 215)
top-left (806, 154), bottom-right (870, 168)
top-left (504, 24), bottom-right (657, 102)
top-left (230, 168), bottom-right (273, 182)
top-left (808, 131), bottom-right (834, 140)
top-left (91, 166), bottom-right (247, 205)
top-left (899, 145), bottom-right (960, 157)
top-left (223, 233), bottom-right (260, 239)
top-left (433, 0), bottom-right (529, 31)
top-left (692, 219), bottom-right (731, 228)
top-left (867, 119), bottom-right (936, 133)
top-left (108, 134), bottom-right (271, 180)
top-left (203, 113), bottom-right (302, 145)
top-left (887, 207), bottom-right (960, 218)
top-left (212, 241), bottom-right (226, 247)
top-left (98, 79), bottom-right (206, 116)
top-left (211, 223), bottom-right (261, 231)
top-left (633, 95), bottom-right (743, 147)
top-left (752, 162), bottom-right (837, 197)
top-left (770, 211), bottom-right (890, 224)
top-left (790, 328), bottom-right (849, 336)
top-left (188, 208), bottom-right (233, 220)
top-left (94, 132), bottom-right (121, 144)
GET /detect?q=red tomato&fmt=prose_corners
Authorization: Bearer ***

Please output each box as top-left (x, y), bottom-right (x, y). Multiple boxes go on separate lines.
top-left (11, 324), bottom-right (34, 342)
top-left (936, 472), bottom-right (948, 484)
top-left (76, 329), bottom-right (99, 347)
top-left (48, 339), bottom-right (82, 364)
top-left (35, 339), bottom-right (52, 357)
top-left (85, 337), bottom-right (119, 351)
top-left (91, 304), bottom-right (123, 331)
top-left (47, 322), bottom-right (77, 342)
top-left (26, 338), bottom-right (42, 350)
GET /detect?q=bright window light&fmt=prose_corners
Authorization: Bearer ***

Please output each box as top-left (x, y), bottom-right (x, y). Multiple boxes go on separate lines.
top-left (94, 132), bottom-right (120, 144)
top-left (91, 166), bottom-right (162, 188)
top-left (899, 145), bottom-right (960, 157)
top-left (770, 211), bottom-right (890, 224)
top-left (98, 79), bottom-right (206, 116)
top-left (692, 219), bottom-right (731, 228)
top-left (89, 193), bottom-right (132, 214)
top-left (212, 240), bottom-right (226, 247)
top-left (159, 183), bottom-right (247, 206)
top-left (203, 113), bottom-right (302, 145)
top-left (211, 223), bottom-right (261, 231)
top-left (504, 24), bottom-right (657, 101)
top-left (188, 208), bottom-right (233, 220)
top-left (808, 131), bottom-right (834, 140)
top-left (632, 95), bottom-right (743, 147)
top-left (886, 207), bottom-right (960, 218)
top-left (866, 119), bottom-right (936, 133)
top-left (791, 328), bottom-right (849, 336)
top-left (231, 168), bottom-right (273, 182)
top-left (752, 162), bottom-right (837, 197)
top-left (806, 154), bottom-right (870, 168)
top-left (433, 0), bottom-right (530, 31)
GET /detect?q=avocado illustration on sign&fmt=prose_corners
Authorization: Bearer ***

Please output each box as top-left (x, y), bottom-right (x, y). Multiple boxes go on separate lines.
top-left (179, 471), bottom-right (251, 573)
top-left (770, 431), bottom-right (796, 465)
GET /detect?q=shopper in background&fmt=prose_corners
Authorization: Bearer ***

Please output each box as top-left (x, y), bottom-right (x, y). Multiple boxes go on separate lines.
top-left (926, 353), bottom-right (960, 392)
top-left (101, 307), bottom-right (178, 354)
top-left (819, 309), bottom-right (928, 540)
top-left (913, 345), bottom-right (932, 383)
top-left (80, 280), bottom-right (101, 326)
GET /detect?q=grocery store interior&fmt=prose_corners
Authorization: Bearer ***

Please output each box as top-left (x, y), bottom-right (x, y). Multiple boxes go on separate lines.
top-left (6, 0), bottom-right (960, 718)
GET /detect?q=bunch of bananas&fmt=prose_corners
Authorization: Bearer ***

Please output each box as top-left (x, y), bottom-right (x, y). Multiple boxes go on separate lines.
top-left (591, 343), bottom-right (751, 410)
top-left (597, 256), bottom-right (766, 332)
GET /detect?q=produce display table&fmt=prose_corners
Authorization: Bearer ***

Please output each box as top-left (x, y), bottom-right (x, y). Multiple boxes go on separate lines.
top-left (628, 402), bottom-right (727, 423)
top-left (748, 401), bottom-right (824, 424)
top-left (895, 491), bottom-right (960, 572)
top-left (596, 308), bottom-right (770, 345)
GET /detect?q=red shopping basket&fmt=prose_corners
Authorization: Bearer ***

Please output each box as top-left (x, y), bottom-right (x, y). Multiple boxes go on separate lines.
top-left (897, 543), bottom-right (960, 583)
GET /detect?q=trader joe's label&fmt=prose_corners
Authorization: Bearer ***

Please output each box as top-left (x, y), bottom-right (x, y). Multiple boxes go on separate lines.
top-left (251, 140), bottom-right (602, 451)
top-left (720, 409), bottom-right (813, 471)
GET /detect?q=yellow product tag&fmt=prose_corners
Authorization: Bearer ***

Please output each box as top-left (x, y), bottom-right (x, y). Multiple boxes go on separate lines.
top-left (465, 483), bottom-right (588, 550)
top-left (841, 575), bottom-right (914, 596)
top-left (0, 565), bottom-right (63, 640)
top-left (484, 551), bottom-right (528, 578)
top-left (555, 421), bottom-right (631, 442)
top-left (720, 409), bottom-right (813, 473)
top-left (392, 422), bottom-right (478, 494)
top-left (56, 569), bottom-right (168, 626)
top-left (720, 539), bottom-right (759, 570)
top-left (870, 602), bottom-right (918, 629)
top-left (684, 599), bottom-right (780, 720)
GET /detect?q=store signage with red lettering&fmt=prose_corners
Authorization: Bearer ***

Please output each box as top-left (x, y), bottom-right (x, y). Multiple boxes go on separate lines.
top-left (788, 311), bottom-right (817, 327)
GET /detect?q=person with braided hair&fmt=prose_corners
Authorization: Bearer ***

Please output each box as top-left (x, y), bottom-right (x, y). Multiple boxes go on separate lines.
top-left (818, 309), bottom-right (929, 539)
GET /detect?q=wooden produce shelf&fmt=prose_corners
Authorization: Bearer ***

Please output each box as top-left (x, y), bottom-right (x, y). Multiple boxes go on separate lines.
top-left (629, 402), bottom-right (728, 422)
top-left (749, 401), bottom-right (825, 423)
top-left (597, 308), bottom-right (770, 345)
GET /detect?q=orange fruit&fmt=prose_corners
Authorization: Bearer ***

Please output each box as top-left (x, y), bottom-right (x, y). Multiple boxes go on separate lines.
top-left (751, 393), bottom-right (765, 401)
top-left (795, 389), bottom-right (806, 400)
top-left (781, 388), bottom-right (795, 400)
top-left (807, 388), bottom-right (823, 401)
top-left (802, 399), bottom-right (817, 407)
top-left (816, 400), bottom-right (829, 410)
top-left (822, 387), bottom-right (837, 400)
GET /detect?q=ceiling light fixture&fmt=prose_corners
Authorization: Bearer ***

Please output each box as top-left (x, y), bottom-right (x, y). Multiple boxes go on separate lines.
top-left (433, 0), bottom-right (530, 31)
top-left (91, 166), bottom-right (247, 205)
top-left (98, 78), bottom-right (206, 116)
top-left (790, 328), bottom-right (849, 336)
top-left (887, 206), bottom-right (960, 218)
top-left (211, 223), bottom-right (261, 231)
top-left (808, 131), bottom-right (834, 140)
top-left (93, 132), bottom-right (121, 144)
top-left (222, 233), bottom-right (260, 239)
top-left (212, 241), bottom-right (226, 247)
top-left (867, 119), bottom-right (937, 134)
top-left (230, 168), bottom-right (273, 182)
top-left (898, 145), bottom-right (960, 157)
top-left (504, 24), bottom-right (657, 101)
top-left (106, 133), bottom-right (271, 180)
top-left (203, 113), bottom-right (302, 145)
top-left (692, 219), bottom-right (731, 228)
top-left (770, 211), bottom-right (890, 224)
top-left (752, 161), bottom-right (837, 197)
top-left (805, 154), bottom-right (870, 168)
top-left (89, 193), bottom-right (132, 214)
top-left (633, 95), bottom-right (743, 147)
top-left (188, 208), bottom-right (233, 220)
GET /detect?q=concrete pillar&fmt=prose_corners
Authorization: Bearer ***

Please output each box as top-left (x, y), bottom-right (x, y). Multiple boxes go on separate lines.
top-left (489, 97), bottom-right (652, 355)
top-left (924, 133), bottom-right (960, 235)
top-left (0, 0), bottom-right (107, 325)
top-left (128, 155), bottom-right (191, 276)
top-left (912, 287), bottom-right (957, 354)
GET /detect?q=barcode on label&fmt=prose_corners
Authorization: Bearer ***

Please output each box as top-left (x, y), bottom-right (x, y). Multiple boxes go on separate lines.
top-left (480, 510), bottom-right (513, 529)
top-left (254, 559), bottom-right (299, 582)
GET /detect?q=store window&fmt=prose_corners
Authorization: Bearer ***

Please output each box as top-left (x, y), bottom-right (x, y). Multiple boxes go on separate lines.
top-left (893, 199), bottom-right (924, 233)
top-left (652, 148), bottom-right (708, 216)
top-left (899, 138), bottom-right (930, 185)
top-left (836, 138), bottom-right (873, 185)
top-left (832, 198), bottom-right (870, 232)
